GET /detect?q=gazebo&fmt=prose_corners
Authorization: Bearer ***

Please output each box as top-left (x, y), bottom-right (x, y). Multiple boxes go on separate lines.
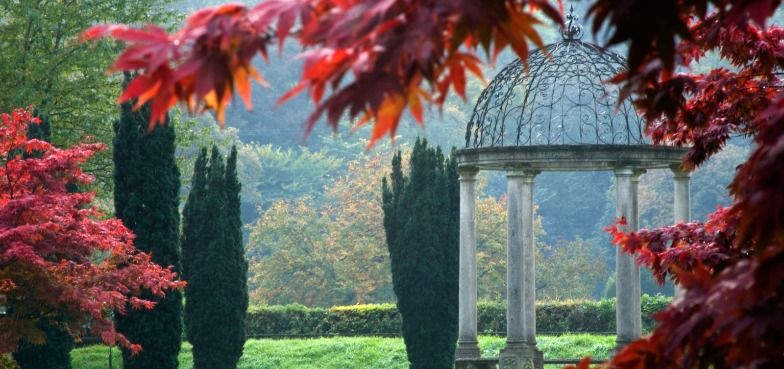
top-left (453, 9), bottom-right (691, 369)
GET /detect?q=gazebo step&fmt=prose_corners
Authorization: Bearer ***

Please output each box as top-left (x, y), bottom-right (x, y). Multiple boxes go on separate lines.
top-left (455, 357), bottom-right (499, 369)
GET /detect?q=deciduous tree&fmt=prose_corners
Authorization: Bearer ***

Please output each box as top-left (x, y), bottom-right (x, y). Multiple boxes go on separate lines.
top-left (323, 153), bottom-right (395, 304)
top-left (474, 191), bottom-right (605, 301)
top-left (586, 2), bottom-right (784, 368)
top-left (12, 112), bottom-right (74, 369)
top-left (0, 1), bottom-right (176, 198)
top-left (246, 151), bottom-right (395, 307)
top-left (0, 108), bottom-right (183, 357)
top-left (247, 198), bottom-right (340, 306)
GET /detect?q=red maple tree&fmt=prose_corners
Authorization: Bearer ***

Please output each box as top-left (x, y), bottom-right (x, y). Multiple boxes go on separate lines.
top-left (589, 1), bottom-right (784, 368)
top-left (0, 108), bottom-right (185, 355)
top-left (85, 0), bottom-right (783, 368)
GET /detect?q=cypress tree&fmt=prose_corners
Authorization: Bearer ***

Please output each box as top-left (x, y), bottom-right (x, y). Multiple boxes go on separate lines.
top-left (183, 146), bottom-right (247, 369)
top-left (182, 147), bottom-right (208, 288)
top-left (12, 318), bottom-right (73, 369)
top-left (13, 111), bottom-right (74, 369)
top-left (223, 145), bottom-right (249, 366)
top-left (382, 138), bottom-right (460, 369)
top-left (26, 110), bottom-right (51, 143)
top-left (113, 90), bottom-right (182, 369)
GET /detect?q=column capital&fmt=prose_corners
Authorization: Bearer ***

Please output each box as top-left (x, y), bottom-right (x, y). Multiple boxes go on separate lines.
top-left (632, 169), bottom-right (646, 179)
top-left (670, 164), bottom-right (692, 179)
top-left (613, 167), bottom-right (635, 177)
top-left (506, 169), bottom-right (540, 179)
top-left (459, 166), bottom-right (480, 180)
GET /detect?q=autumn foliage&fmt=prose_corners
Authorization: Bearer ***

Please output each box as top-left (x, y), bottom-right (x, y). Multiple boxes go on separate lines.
top-left (589, 1), bottom-right (784, 368)
top-left (82, 0), bottom-right (562, 145)
top-left (0, 108), bottom-right (184, 354)
top-left (89, 0), bottom-right (784, 368)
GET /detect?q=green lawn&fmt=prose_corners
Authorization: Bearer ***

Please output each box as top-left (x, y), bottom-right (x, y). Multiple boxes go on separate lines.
top-left (72, 335), bottom-right (615, 369)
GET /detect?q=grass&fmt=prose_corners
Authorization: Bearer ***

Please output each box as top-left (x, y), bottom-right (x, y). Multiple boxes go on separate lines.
top-left (72, 335), bottom-right (615, 369)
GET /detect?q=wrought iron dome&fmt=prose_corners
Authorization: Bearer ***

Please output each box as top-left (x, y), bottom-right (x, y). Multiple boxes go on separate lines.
top-left (465, 9), bottom-right (647, 149)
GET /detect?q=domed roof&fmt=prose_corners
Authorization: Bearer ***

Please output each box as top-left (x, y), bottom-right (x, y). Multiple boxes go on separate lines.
top-left (465, 21), bottom-right (647, 149)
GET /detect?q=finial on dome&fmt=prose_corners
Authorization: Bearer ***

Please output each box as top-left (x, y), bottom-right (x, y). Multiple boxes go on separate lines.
top-left (561, 4), bottom-right (583, 40)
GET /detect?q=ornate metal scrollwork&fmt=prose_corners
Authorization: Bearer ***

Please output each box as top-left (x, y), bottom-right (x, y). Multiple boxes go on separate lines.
top-left (561, 4), bottom-right (583, 41)
top-left (465, 35), bottom-right (647, 148)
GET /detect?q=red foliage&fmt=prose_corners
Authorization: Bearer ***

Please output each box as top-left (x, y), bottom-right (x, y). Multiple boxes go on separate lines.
top-left (606, 207), bottom-right (747, 286)
top-left (0, 108), bottom-right (185, 354)
top-left (593, 1), bottom-right (784, 368)
top-left (88, 0), bottom-right (784, 367)
top-left (83, 0), bottom-right (561, 145)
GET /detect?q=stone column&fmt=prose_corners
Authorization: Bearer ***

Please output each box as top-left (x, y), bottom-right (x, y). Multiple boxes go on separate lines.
top-left (671, 165), bottom-right (691, 299)
top-left (521, 172), bottom-right (538, 347)
top-left (500, 170), bottom-right (541, 369)
top-left (629, 170), bottom-right (644, 337)
top-left (505, 171), bottom-right (526, 345)
top-left (614, 168), bottom-right (642, 349)
top-left (457, 167), bottom-right (480, 359)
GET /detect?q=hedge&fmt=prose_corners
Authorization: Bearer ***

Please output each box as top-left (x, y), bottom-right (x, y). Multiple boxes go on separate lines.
top-left (245, 295), bottom-right (671, 337)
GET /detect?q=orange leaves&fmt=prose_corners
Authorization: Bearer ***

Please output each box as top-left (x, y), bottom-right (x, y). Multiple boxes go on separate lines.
top-left (498, 2), bottom-right (546, 65)
top-left (239, 64), bottom-right (268, 105)
top-left (87, 0), bottom-right (561, 145)
top-left (407, 85), bottom-right (429, 125)
top-left (83, 3), bottom-right (274, 128)
top-left (371, 93), bottom-right (406, 145)
top-left (440, 52), bottom-right (485, 104)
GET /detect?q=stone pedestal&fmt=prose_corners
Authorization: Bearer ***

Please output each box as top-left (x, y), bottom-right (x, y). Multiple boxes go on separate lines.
top-left (499, 343), bottom-right (543, 369)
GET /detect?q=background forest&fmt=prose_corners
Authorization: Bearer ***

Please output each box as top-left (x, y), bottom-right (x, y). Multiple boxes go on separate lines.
top-left (0, 0), bottom-right (760, 308)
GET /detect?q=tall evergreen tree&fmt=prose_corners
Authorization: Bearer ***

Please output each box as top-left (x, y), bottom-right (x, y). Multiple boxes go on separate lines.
top-left (113, 92), bottom-right (182, 369)
top-left (12, 111), bottom-right (74, 369)
top-left (183, 146), bottom-right (248, 369)
top-left (223, 145), bottom-right (249, 364)
top-left (382, 138), bottom-right (459, 369)
top-left (182, 147), bottom-right (208, 290)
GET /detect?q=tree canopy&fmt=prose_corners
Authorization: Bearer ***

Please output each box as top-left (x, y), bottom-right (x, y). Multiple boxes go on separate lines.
top-left (0, 0), bottom-right (177, 197)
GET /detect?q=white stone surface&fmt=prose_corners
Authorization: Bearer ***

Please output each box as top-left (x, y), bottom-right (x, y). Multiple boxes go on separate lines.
top-left (614, 168), bottom-right (642, 347)
top-left (457, 168), bottom-right (480, 359)
top-left (521, 172), bottom-right (537, 345)
top-left (671, 166), bottom-right (691, 299)
top-left (506, 171), bottom-right (526, 343)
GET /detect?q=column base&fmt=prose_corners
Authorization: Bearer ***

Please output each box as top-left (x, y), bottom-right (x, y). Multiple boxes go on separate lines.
top-left (498, 342), bottom-right (542, 369)
top-left (456, 340), bottom-right (481, 360)
top-left (614, 338), bottom-right (634, 355)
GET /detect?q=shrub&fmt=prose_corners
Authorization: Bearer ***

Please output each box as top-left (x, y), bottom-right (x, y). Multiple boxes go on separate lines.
top-left (321, 304), bottom-right (401, 335)
top-left (244, 296), bottom-right (672, 337)
top-left (246, 304), bottom-right (327, 336)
